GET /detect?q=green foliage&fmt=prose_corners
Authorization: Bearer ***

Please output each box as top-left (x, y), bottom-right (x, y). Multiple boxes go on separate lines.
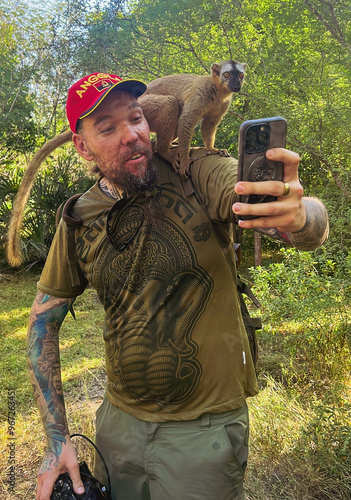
top-left (303, 399), bottom-right (351, 467)
top-left (243, 246), bottom-right (351, 498)
top-left (250, 247), bottom-right (351, 382)
top-left (0, 5), bottom-right (38, 156)
top-left (0, 146), bottom-right (94, 268)
top-left (0, 167), bottom-right (23, 258)
top-left (247, 377), bottom-right (351, 499)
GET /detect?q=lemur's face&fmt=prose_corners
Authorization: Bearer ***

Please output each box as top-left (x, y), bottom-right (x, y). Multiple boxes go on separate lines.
top-left (220, 61), bottom-right (246, 93)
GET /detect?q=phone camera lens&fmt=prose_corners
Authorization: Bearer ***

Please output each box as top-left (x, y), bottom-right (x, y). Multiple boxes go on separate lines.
top-left (245, 123), bottom-right (270, 153)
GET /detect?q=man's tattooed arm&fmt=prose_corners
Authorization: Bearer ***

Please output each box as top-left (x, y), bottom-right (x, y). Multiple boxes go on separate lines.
top-left (27, 292), bottom-right (74, 475)
top-left (256, 197), bottom-right (329, 251)
top-left (286, 197), bottom-right (329, 250)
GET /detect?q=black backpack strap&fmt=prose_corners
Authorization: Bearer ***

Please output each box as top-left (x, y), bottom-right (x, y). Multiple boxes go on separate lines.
top-left (61, 193), bottom-right (84, 227)
top-left (180, 175), bottom-right (195, 197)
top-left (237, 278), bottom-right (261, 309)
top-left (237, 276), bottom-right (261, 367)
top-left (55, 194), bottom-right (85, 319)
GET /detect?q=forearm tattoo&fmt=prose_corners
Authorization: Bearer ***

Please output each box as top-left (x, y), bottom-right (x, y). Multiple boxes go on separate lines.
top-left (255, 227), bottom-right (292, 245)
top-left (286, 197), bottom-right (329, 251)
top-left (256, 197), bottom-right (329, 251)
top-left (27, 292), bottom-right (75, 473)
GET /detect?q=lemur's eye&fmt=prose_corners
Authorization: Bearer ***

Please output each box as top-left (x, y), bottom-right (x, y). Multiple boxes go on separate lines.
top-left (239, 72), bottom-right (244, 78)
top-left (223, 72), bottom-right (230, 78)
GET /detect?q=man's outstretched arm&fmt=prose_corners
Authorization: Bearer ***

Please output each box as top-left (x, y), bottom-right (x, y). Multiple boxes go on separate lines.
top-left (27, 292), bottom-right (85, 500)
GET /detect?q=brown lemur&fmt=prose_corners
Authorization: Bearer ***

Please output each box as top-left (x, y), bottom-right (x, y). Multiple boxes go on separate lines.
top-left (139, 60), bottom-right (246, 177)
top-left (6, 60), bottom-right (246, 267)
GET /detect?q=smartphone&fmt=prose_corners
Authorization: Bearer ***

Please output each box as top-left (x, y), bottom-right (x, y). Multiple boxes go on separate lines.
top-left (237, 116), bottom-right (287, 218)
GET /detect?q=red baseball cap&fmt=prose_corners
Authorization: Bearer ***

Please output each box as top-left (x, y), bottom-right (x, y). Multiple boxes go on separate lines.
top-left (66, 72), bottom-right (147, 133)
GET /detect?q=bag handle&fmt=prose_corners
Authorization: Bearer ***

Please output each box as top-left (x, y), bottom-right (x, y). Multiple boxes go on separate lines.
top-left (70, 433), bottom-right (111, 495)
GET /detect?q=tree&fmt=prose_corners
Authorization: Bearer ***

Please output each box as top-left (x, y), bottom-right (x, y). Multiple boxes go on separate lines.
top-left (3, 0), bottom-right (351, 264)
top-left (0, 4), bottom-right (38, 159)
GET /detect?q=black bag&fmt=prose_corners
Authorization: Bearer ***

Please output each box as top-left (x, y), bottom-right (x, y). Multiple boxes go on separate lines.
top-left (50, 434), bottom-right (111, 500)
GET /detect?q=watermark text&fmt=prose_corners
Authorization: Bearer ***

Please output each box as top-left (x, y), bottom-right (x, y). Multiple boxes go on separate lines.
top-left (7, 389), bottom-right (16, 492)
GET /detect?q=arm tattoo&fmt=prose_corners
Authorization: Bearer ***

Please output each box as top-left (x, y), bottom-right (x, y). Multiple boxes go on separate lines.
top-left (38, 451), bottom-right (58, 475)
top-left (255, 197), bottom-right (329, 251)
top-left (27, 292), bottom-right (75, 469)
top-left (255, 227), bottom-right (293, 245)
top-left (286, 197), bottom-right (329, 251)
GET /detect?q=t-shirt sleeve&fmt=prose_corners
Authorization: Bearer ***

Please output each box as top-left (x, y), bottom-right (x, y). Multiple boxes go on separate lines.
top-left (189, 148), bottom-right (239, 223)
top-left (37, 219), bottom-right (88, 298)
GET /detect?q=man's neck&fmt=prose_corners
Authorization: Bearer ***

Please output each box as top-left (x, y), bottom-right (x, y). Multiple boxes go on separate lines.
top-left (99, 178), bottom-right (124, 199)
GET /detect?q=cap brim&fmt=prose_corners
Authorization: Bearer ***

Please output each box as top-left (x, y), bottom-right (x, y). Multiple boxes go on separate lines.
top-left (79, 79), bottom-right (147, 120)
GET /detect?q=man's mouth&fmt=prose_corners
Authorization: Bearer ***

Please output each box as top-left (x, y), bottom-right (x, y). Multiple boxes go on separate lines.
top-left (130, 153), bottom-right (142, 160)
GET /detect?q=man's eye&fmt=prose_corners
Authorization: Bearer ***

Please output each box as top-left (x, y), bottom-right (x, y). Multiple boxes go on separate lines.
top-left (100, 127), bottom-right (114, 134)
top-left (132, 114), bottom-right (143, 122)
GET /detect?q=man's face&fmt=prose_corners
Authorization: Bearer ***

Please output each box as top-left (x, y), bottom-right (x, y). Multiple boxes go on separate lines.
top-left (73, 90), bottom-right (155, 191)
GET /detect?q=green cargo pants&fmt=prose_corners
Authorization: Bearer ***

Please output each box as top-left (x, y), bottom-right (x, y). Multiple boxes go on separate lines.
top-left (94, 398), bottom-right (249, 500)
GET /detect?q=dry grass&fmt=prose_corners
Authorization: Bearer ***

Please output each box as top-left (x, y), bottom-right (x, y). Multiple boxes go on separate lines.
top-left (0, 273), bottom-right (350, 500)
top-left (0, 274), bottom-right (106, 500)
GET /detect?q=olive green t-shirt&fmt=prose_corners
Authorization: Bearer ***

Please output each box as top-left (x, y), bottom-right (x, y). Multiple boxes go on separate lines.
top-left (38, 148), bottom-right (258, 422)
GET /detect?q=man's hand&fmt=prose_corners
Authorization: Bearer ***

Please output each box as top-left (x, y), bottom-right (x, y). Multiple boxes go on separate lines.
top-left (233, 148), bottom-right (305, 232)
top-left (36, 438), bottom-right (84, 500)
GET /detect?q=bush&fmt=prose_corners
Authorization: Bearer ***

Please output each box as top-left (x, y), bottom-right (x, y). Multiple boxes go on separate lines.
top-left (245, 248), bottom-right (351, 499)
top-left (0, 145), bottom-right (94, 269)
top-left (250, 247), bottom-right (351, 384)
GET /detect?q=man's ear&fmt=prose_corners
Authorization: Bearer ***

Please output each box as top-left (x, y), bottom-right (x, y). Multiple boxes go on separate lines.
top-left (72, 133), bottom-right (93, 161)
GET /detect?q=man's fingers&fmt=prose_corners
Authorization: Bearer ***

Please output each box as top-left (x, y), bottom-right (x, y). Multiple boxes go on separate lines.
top-left (233, 197), bottom-right (299, 219)
top-left (237, 213), bottom-right (298, 230)
top-left (233, 147), bottom-right (307, 232)
top-left (235, 179), bottom-right (303, 199)
top-left (233, 196), bottom-right (306, 232)
top-left (266, 148), bottom-right (300, 181)
top-left (36, 441), bottom-right (83, 500)
top-left (235, 180), bottom-right (284, 197)
top-left (37, 472), bottom-right (61, 500)
top-left (68, 462), bottom-right (85, 496)
top-left (36, 465), bottom-right (84, 500)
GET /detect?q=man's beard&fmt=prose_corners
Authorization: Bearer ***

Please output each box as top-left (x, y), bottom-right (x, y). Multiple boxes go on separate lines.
top-left (90, 147), bottom-right (158, 194)
top-left (114, 159), bottom-right (158, 194)
top-left (91, 149), bottom-right (164, 224)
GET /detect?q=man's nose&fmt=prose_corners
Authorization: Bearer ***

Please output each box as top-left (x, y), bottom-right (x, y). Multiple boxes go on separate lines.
top-left (121, 124), bottom-right (139, 144)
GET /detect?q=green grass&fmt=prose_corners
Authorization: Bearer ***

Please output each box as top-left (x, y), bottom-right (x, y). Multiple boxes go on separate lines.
top-left (0, 273), bottom-right (106, 499)
top-left (0, 271), bottom-right (350, 499)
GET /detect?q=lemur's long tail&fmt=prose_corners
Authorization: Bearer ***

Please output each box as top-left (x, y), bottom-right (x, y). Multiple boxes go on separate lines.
top-left (6, 130), bottom-right (73, 267)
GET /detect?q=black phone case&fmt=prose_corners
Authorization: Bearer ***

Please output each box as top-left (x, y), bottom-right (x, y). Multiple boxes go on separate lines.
top-left (237, 117), bottom-right (287, 219)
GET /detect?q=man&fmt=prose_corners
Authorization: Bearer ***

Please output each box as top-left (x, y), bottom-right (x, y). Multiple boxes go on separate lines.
top-left (27, 72), bottom-right (329, 500)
